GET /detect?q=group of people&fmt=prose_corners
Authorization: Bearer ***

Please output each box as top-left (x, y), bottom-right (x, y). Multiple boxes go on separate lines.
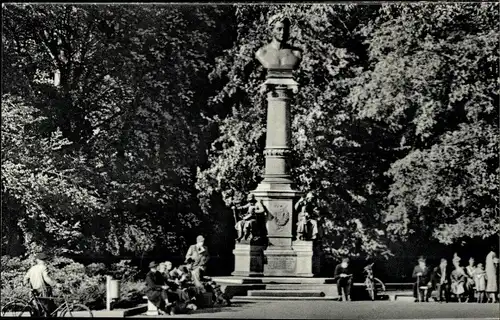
top-left (412, 248), bottom-right (499, 303)
top-left (144, 235), bottom-right (230, 315)
top-left (332, 249), bottom-right (499, 303)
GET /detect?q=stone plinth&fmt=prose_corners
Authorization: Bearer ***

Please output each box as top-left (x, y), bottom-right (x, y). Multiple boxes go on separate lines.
top-left (263, 248), bottom-right (297, 276)
top-left (249, 67), bottom-right (318, 277)
top-left (232, 244), bottom-right (265, 277)
top-left (293, 240), bottom-right (315, 277)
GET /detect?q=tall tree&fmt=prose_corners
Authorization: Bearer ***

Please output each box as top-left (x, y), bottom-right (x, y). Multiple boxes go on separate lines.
top-left (2, 4), bottom-right (231, 256)
top-left (349, 3), bottom-right (499, 244)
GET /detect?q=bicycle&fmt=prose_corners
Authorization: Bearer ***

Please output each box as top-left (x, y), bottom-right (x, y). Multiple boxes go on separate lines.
top-left (1, 287), bottom-right (93, 317)
top-left (363, 263), bottom-right (386, 301)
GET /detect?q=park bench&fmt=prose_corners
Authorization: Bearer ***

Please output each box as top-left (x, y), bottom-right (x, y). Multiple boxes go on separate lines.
top-left (142, 296), bottom-right (159, 316)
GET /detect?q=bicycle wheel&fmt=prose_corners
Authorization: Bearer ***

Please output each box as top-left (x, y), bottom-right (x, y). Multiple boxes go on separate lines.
top-left (60, 303), bottom-right (93, 317)
top-left (367, 288), bottom-right (375, 301)
top-left (1, 301), bottom-right (35, 317)
top-left (364, 279), bottom-right (375, 301)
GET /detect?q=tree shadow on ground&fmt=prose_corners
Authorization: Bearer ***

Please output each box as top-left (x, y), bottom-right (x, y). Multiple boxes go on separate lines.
top-left (190, 301), bottom-right (259, 315)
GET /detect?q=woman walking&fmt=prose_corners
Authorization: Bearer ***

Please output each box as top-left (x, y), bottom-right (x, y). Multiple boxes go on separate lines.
top-left (465, 257), bottom-right (476, 302)
top-left (485, 247), bottom-right (498, 303)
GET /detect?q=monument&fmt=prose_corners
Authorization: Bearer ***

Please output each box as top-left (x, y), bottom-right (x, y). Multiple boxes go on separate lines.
top-left (231, 14), bottom-right (321, 278)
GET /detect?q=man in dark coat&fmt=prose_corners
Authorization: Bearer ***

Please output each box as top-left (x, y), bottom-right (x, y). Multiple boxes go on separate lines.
top-left (431, 258), bottom-right (450, 302)
top-left (334, 257), bottom-right (353, 301)
top-left (145, 261), bottom-right (177, 315)
top-left (412, 256), bottom-right (432, 302)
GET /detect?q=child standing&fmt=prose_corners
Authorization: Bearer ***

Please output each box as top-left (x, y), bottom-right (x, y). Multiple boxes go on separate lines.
top-left (451, 265), bottom-right (466, 302)
top-left (474, 263), bottom-right (487, 303)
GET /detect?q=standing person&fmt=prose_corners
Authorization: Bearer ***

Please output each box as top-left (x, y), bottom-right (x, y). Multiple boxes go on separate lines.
top-left (23, 253), bottom-right (61, 317)
top-left (431, 258), bottom-right (450, 303)
top-left (185, 235), bottom-right (210, 288)
top-left (145, 262), bottom-right (176, 315)
top-left (334, 258), bottom-right (353, 301)
top-left (465, 257), bottom-right (476, 302)
top-left (485, 247), bottom-right (498, 303)
top-left (452, 252), bottom-right (462, 269)
top-left (474, 263), bottom-right (487, 303)
top-left (412, 256), bottom-right (432, 302)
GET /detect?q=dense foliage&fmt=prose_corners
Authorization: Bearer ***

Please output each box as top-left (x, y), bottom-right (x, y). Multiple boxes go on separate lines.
top-left (2, 3), bottom-right (498, 268)
top-left (2, 4), bottom-right (232, 257)
top-left (0, 255), bottom-right (144, 309)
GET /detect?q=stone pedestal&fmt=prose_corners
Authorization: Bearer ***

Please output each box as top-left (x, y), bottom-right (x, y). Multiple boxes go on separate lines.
top-left (232, 244), bottom-right (265, 277)
top-left (250, 69), bottom-right (317, 277)
top-left (263, 248), bottom-right (297, 276)
top-left (293, 240), bottom-right (315, 277)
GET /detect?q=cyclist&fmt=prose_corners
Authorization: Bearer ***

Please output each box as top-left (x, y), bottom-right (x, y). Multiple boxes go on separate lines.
top-left (23, 252), bottom-right (61, 317)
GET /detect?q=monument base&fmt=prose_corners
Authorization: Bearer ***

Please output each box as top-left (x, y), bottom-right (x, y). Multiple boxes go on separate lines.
top-left (232, 244), bottom-right (265, 277)
top-left (293, 240), bottom-right (315, 277)
top-left (263, 248), bottom-right (297, 277)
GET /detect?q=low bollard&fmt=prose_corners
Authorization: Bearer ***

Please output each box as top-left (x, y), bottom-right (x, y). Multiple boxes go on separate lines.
top-left (106, 275), bottom-right (121, 311)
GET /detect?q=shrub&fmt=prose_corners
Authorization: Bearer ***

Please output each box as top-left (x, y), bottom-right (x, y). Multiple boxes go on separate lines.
top-left (1, 256), bottom-right (33, 304)
top-left (113, 280), bottom-right (147, 309)
top-left (109, 259), bottom-right (141, 281)
top-left (85, 263), bottom-right (107, 277)
top-left (1, 255), bottom-right (145, 310)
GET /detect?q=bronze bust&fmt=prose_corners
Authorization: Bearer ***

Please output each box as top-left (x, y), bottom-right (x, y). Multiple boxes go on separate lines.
top-left (256, 14), bottom-right (302, 70)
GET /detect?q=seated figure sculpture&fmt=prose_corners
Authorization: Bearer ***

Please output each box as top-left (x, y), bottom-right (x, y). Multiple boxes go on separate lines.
top-left (294, 192), bottom-right (320, 241)
top-left (232, 194), bottom-right (266, 243)
top-left (255, 14), bottom-right (302, 70)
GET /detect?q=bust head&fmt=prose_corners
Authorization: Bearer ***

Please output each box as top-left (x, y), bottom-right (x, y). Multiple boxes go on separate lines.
top-left (256, 13), bottom-right (301, 70)
top-left (268, 14), bottom-right (291, 44)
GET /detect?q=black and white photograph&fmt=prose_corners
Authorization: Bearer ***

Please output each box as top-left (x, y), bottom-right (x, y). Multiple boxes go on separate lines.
top-left (1, 2), bottom-right (499, 319)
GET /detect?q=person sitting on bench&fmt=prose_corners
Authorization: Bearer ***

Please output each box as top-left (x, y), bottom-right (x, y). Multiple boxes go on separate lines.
top-left (334, 257), bottom-right (353, 301)
top-left (160, 260), bottom-right (197, 311)
top-left (145, 261), bottom-right (177, 315)
top-left (431, 258), bottom-right (450, 302)
top-left (412, 256), bottom-right (432, 302)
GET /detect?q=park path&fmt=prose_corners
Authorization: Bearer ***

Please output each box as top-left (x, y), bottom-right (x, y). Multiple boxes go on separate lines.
top-left (130, 300), bottom-right (499, 319)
